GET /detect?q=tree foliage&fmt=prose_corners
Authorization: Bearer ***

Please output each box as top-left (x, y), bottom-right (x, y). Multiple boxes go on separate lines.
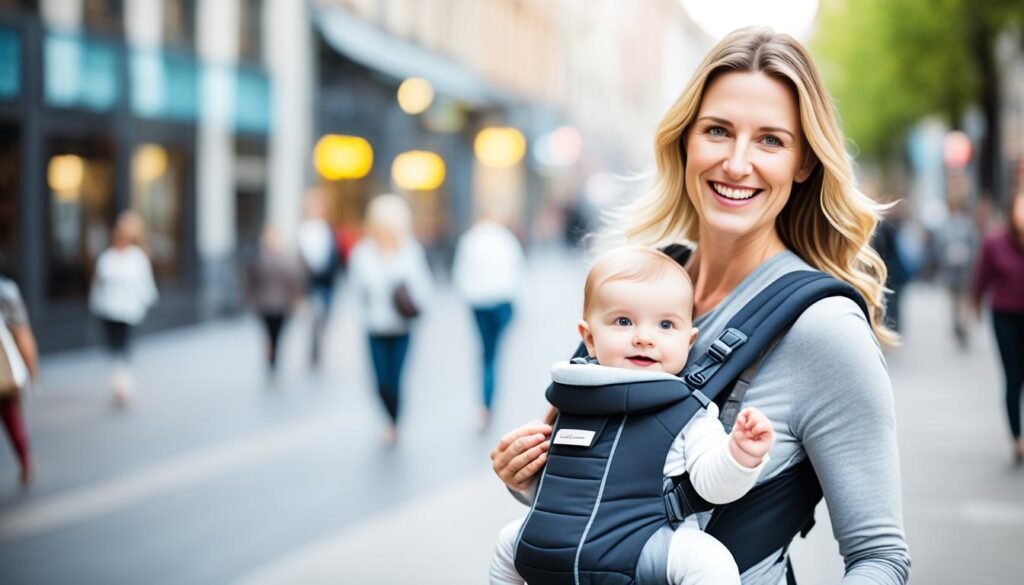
top-left (812, 0), bottom-right (1022, 161)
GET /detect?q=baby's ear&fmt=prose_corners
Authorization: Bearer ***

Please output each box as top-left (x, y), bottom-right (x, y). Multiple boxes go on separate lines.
top-left (688, 327), bottom-right (699, 349)
top-left (577, 320), bottom-right (597, 357)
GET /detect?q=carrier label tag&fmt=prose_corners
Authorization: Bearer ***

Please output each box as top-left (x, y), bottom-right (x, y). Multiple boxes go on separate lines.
top-left (553, 429), bottom-right (596, 447)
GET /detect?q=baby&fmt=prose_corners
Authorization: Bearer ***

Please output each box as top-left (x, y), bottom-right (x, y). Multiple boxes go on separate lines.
top-left (490, 245), bottom-right (774, 585)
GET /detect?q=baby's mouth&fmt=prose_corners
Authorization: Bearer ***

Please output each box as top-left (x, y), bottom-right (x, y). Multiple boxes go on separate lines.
top-left (627, 355), bottom-right (656, 366)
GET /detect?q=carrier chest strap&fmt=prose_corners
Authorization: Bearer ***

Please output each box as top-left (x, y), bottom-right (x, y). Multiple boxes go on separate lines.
top-left (719, 328), bottom-right (789, 432)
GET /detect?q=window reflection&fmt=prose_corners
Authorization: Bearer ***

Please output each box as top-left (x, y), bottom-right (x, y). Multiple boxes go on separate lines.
top-left (131, 143), bottom-right (183, 283)
top-left (46, 138), bottom-right (114, 299)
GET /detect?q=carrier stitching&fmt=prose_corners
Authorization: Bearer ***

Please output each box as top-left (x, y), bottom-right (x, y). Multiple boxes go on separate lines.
top-left (573, 415), bottom-right (627, 585)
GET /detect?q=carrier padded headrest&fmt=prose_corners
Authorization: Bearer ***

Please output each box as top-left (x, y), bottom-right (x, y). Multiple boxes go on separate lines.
top-left (547, 362), bottom-right (690, 415)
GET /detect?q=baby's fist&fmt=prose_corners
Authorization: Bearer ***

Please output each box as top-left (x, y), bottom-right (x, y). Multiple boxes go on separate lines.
top-left (729, 407), bottom-right (774, 467)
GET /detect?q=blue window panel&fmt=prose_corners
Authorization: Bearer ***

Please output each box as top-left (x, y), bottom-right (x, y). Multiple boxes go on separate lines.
top-left (130, 48), bottom-right (198, 121)
top-left (44, 33), bottom-right (119, 111)
top-left (0, 27), bottom-right (20, 100)
top-left (234, 67), bottom-right (270, 134)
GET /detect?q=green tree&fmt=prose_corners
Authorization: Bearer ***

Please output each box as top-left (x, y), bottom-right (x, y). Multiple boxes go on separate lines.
top-left (813, 0), bottom-right (1024, 201)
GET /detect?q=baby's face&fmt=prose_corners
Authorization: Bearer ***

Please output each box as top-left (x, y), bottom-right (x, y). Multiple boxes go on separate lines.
top-left (579, 271), bottom-right (696, 374)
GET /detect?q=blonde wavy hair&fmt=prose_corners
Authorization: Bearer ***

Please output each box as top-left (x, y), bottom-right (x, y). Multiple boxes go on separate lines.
top-left (600, 27), bottom-right (895, 345)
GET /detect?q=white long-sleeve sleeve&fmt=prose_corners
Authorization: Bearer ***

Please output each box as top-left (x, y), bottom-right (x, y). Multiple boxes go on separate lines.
top-left (662, 402), bottom-right (767, 505)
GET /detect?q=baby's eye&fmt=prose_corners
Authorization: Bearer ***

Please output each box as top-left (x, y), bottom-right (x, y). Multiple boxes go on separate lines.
top-left (659, 320), bottom-right (675, 330)
top-left (615, 317), bottom-right (632, 327)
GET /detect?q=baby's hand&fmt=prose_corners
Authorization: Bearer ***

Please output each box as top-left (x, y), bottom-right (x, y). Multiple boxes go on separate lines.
top-left (728, 407), bottom-right (774, 469)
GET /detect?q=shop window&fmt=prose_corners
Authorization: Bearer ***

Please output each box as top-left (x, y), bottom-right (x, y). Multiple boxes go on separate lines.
top-left (83, 0), bottom-right (122, 34)
top-left (131, 143), bottom-right (184, 283)
top-left (0, 125), bottom-right (18, 279)
top-left (45, 137), bottom-right (115, 300)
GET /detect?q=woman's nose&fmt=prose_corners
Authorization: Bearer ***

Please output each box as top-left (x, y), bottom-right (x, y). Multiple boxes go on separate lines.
top-left (722, 143), bottom-right (753, 178)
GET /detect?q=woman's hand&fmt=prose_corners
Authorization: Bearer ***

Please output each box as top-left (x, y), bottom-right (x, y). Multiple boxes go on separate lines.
top-left (490, 421), bottom-right (552, 492)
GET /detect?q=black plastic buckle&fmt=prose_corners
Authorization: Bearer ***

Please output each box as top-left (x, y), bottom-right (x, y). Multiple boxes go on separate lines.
top-left (708, 328), bottom-right (747, 362)
top-left (663, 480), bottom-right (685, 526)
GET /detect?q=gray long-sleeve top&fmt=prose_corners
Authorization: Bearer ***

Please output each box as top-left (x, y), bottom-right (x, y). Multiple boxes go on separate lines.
top-left (690, 251), bottom-right (910, 584)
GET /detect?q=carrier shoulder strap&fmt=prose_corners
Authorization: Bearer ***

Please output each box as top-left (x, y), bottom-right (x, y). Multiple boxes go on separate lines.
top-left (664, 270), bottom-right (868, 574)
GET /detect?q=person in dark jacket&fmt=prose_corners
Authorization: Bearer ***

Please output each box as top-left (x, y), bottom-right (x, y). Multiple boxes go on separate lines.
top-left (247, 225), bottom-right (304, 376)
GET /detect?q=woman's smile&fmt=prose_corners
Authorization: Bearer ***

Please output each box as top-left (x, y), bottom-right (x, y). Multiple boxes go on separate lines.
top-left (708, 180), bottom-right (764, 205)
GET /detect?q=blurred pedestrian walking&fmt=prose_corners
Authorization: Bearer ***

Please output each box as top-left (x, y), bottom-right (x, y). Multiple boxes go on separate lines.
top-left (0, 276), bottom-right (38, 486)
top-left (873, 208), bottom-right (911, 333)
top-left (246, 225), bottom-right (304, 377)
top-left (452, 215), bottom-right (525, 429)
top-left (972, 190), bottom-right (1024, 464)
top-left (347, 194), bottom-right (432, 444)
top-left (297, 188), bottom-right (341, 369)
top-left (935, 191), bottom-right (979, 347)
top-left (89, 211), bottom-right (158, 407)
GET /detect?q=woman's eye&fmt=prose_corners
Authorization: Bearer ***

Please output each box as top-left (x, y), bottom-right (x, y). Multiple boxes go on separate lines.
top-left (659, 320), bottom-right (674, 330)
top-left (762, 134), bottom-right (782, 147)
top-left (615, 317), bottom-right (632, 326)
top-left (707, 126), bottom-right (727, 137)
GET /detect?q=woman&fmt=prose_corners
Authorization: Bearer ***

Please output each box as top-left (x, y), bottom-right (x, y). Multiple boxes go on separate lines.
top-left (89, 211), bottom-right (158, 407)
top-left (972, 190), bottom-right (1024, 464)
top-left (246, 225), bottom-right (304, 376)
top-left (0, 276), bottom-right (38, 486)
top-left (347, 194), bottom-right (432, 444)
top-left (490, 28), bottom-right (910, 583)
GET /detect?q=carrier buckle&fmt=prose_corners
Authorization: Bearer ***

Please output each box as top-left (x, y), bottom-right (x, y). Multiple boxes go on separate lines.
top-left (663, 480), bottom-right (686, 526)
top-left (708, 328), bottom-right (747, 362)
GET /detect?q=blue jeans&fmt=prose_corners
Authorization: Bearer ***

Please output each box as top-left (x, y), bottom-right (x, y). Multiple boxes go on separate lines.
top-left (993, 310), bottom-right (1024, 438)
top-left (368, 334), bottom-right (410, 423)
top-left (473, 302), bottom-right (514, 410)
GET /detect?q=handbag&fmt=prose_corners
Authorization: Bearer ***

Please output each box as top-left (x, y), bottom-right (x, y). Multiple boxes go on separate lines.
top-left (392, 282), bottom-right (420, 319)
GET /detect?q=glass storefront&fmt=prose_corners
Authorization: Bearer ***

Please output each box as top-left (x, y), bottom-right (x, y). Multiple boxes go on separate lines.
top-left (131, 143), bottom-right (184, 283)
top-left (45, 137), bottom-right (115, 300)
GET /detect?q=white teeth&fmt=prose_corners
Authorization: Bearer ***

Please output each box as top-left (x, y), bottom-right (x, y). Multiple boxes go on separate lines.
top-left (712, 182), bottom-right (757, 200)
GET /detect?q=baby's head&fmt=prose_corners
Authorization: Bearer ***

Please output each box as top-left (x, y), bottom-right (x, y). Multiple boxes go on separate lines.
top-left (578, 246), bottom-right (698, 374)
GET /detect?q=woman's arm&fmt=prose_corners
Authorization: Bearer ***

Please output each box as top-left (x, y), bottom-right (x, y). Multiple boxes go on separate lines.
top-left (788, 299), bottom-right (911, 584)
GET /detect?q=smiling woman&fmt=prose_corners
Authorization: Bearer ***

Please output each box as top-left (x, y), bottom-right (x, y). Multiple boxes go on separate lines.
top-left (490, 27), bottom-right (910, 585)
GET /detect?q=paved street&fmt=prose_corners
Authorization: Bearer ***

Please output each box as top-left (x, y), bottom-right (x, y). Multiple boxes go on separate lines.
top-left (1, 247), bottom-right (1022, 584)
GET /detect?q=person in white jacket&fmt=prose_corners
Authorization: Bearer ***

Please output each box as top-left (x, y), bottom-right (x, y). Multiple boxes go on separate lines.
top-left (89, 211), bottom-right (158, 406)
top-left (490, 246), bottom-right (773, 585)
top-left (347, 194), bottom-right (432, 444)
top-left (452, 216), bottom-right (525, 429)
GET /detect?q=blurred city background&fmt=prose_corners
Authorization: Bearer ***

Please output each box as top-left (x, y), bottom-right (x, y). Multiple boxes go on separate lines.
top-left (0, 0), bottom-right (1022, 583)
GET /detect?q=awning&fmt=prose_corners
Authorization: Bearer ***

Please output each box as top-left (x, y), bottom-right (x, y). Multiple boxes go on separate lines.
top-left (314, 7), bottom-right (509, 108)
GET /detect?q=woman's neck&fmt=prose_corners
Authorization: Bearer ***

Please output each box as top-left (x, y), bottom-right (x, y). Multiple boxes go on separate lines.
top-left (691, 229), bottom-right (787, 317)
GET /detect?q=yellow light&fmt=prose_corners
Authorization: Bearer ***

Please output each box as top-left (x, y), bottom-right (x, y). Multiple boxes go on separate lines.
top-left (47, 154), bottom-right (85, 195)
top-left (397, 77), bottom-right (434, 115)
top-left (391, 150), bottom-right (446, 190)
top-left (474, 127), bottom-right (526, 168)
top-left (314, 134), bottom-right (374, 180)
top-left (133, 144), bottom-right (168, 183)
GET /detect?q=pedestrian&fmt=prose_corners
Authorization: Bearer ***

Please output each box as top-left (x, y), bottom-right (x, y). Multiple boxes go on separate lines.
top-left (489, 27), bottom-right (910, 583)
top-left (347, 194), bottom-right (432, 444)
top-left (490, 246), bottom-right (774, 585)
top-left (0, 275), bottom-right (38, 486)
top-left (935, 191), bottom-right (979, 347)
top-left (873, 208), bottom-right (911, 333)
top-left (972, 190), bottom-right (1024, 465)
top-left (452, 214), bottom-right (525, 429)
top-left (246, 225), bottom-right (304, 376)
top-left (297, 188), bottom-right (340, 369)
top-left (89, 211), bottom-right (158, 407)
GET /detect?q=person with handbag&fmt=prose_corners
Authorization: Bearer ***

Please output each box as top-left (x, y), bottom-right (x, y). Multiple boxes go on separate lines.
top-left (347, 194), bottom-right (433, 444)
top-left (0, 275), bottom-right (39, 486)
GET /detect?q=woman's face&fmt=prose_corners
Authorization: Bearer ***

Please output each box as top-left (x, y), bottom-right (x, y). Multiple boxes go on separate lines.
top-left (684, 71), bottom-right (814, 242)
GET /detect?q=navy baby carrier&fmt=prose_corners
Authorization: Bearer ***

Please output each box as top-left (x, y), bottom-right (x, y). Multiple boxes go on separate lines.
top-left (513, 270), bottom-right (869, 585)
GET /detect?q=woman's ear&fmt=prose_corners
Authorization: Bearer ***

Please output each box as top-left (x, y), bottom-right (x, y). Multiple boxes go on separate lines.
top-left (577, 320), bottom-right (597, 357)
top-left (795, 149), bottom-right (818, 184)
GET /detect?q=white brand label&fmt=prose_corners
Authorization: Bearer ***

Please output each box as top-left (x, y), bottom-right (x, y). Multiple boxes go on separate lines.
top-left (553, 429), bottom-right (596, 447)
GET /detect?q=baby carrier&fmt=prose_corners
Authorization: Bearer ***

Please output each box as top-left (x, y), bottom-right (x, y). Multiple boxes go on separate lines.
top-left (513, 270), bottom-right (869, 585)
